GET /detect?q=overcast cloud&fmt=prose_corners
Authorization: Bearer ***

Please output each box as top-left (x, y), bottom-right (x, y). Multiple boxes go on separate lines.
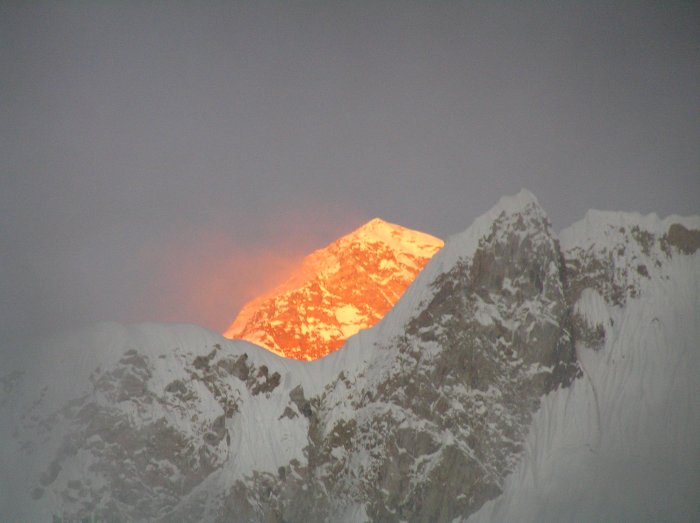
top-left (1, 1), bottom-right (698, 350)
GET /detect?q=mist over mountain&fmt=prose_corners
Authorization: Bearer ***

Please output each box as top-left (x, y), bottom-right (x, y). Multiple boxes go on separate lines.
top-left (1, 191), bottom-right (698, 522)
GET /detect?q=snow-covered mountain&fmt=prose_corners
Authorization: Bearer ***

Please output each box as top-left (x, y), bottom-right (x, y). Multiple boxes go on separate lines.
top-left (467, 209), bottom-right (700, 523)
top-left (1, 190), bottom-right (698, 522)
top-left (224, 217), bottom-right (443, 360)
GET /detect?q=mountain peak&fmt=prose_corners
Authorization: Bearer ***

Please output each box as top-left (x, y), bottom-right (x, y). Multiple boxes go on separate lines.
top-left (223, 219), bottom-right (443, 360)
top-left (363, 216), bottom-right (389, 227)
top-left (342, 217), bottom-right (444, 259)
top-left (495, 188), bottom-right (540, 212)
top-left (346, 216), bottom-right (396, 240)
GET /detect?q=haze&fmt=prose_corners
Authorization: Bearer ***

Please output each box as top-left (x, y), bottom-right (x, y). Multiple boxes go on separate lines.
top-left (2, 1), bottom-right (698, 352)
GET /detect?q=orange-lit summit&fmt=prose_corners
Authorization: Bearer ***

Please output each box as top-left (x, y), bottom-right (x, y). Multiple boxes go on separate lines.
top-left (223, 218), bottom-right (443, 360)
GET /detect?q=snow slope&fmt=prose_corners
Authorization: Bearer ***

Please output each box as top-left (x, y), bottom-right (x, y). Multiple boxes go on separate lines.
top-left (0, 323), bottom-right (330, 521)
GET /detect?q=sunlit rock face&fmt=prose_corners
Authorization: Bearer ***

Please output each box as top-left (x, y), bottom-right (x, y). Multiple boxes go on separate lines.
top-left (224, 218), bottom-right (443, 360)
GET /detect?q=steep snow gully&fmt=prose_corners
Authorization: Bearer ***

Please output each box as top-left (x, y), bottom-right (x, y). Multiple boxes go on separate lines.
top-left (1, 190), bottom-right (698, 522)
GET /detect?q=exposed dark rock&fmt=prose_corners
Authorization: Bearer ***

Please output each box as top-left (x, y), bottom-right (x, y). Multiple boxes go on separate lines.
top-left (572, 314), bottom-right (606, 351)
top-left (665, 223), bottom-right (700, 255)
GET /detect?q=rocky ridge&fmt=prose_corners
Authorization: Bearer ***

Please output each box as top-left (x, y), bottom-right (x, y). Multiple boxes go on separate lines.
top-left (2, 191), bottom-right (698, 522)
top-left (467, 210), bottom-right (700, 523)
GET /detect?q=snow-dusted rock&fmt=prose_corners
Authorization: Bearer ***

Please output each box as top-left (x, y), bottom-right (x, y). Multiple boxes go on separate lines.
top-left (467, 210), bottom-right (700, 523)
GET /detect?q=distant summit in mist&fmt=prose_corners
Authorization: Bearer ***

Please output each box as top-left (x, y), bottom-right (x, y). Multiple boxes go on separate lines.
top-left (223, 217), bottom-right (443, 360)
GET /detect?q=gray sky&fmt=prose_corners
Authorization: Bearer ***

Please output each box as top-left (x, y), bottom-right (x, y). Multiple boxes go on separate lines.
top-left (1, 1), bottom-right (699, 343)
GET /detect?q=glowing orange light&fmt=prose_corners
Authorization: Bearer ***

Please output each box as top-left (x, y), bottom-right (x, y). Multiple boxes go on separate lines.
top-left (223, 218), bottom-right (443, 360)
top-left (133, 229), bottom-right (305, 333)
